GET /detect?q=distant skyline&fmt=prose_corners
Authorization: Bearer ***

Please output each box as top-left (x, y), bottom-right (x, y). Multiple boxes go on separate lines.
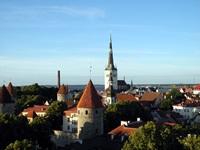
top-left (0, 0), bottom-right (200, 86)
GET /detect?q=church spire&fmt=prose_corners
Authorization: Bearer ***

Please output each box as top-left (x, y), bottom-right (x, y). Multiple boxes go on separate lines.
top-left (106, 34), bottom-right (116, 70)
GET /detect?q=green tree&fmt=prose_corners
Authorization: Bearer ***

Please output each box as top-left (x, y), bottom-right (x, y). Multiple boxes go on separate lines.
top-left (159, 99), bottom-right (173, 110)
top-left (5, 139), bottom-right (34, 150)
top-left (46, 101), bottom-right (68, 130)
top-left (0, 114), bottom-right (31, 150)
top-left (123, 121), bottom-right (158, 150)
top-left (104, 100), bottom-right (145, 132)
top-left (30, 116), bottom-right (53, 149)
top-left (179, 134), bottom-right (200, 150)
top-left (167, 88), bottom-right (185, 103)
top-left (123, 122), bottom-right (185, 150)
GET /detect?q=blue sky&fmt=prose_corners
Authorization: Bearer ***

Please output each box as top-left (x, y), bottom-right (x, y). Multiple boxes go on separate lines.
top-left (0, 0), bottom-right (200, 86)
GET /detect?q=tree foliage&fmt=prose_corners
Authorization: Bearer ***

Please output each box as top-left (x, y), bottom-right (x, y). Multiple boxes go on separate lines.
top-left (30, 116), bottom-right (53, 149)
top-left (5, 139), bottom-right (34, 150)
top-left (0, 114), bottom-right (30, 150)
top-left (46, 101), bottom-right (68, 130)
top-left (123, 121), bottom-right (200, 150)
top-left (159, 99), bottom-right (173, 110)
top-left (104, 100), bottom-right (145, 132)
top-left (166, 88), bottom-right (185, 103)
top-left (15, 83), bottom-right (58, 115)
top-left (179, 134), bottom-right (200, 150)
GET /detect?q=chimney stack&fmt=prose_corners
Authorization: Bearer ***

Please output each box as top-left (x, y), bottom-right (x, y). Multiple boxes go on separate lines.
top-left (58, 70), bottom-right (60, 89)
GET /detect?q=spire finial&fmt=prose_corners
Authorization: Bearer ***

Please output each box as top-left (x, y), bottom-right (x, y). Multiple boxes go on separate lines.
top-left (89, 63), bottom-right (92, 80)
top-left (109, 32), bottom-right (112, 50)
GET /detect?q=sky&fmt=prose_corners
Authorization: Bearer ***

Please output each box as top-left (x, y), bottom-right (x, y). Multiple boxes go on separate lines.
top-left (0, 0), bottom-right (200, 86)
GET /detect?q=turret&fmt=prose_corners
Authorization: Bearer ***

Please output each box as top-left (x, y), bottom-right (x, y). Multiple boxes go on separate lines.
top-left (77, 80), bottom-right (104, 140)
top-left (57, 84), bottom-right (68, 102)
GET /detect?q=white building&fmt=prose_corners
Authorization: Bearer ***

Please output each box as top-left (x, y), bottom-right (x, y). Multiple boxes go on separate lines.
top-left (52, 80), bottom-right (104, 147)
top-left (172, 100), bottom-right (200, 125)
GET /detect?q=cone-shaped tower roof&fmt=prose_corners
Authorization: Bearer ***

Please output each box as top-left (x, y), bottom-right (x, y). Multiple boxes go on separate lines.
top-left (0, 85), bottom-right (12, 103)
top-left (77, 80), bottom-right (104, 108)
top-left (57, 84), bottom-right (68, 94)
top-left (7, 82), bottom-right (17, 98)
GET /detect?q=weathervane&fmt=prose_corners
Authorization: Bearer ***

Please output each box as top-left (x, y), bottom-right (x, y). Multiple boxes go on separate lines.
top-left (90, 63), bottom-right (92, 80)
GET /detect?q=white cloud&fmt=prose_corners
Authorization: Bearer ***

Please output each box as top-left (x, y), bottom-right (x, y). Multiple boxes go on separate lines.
top-left (0, 5), bottom-right (105, 21)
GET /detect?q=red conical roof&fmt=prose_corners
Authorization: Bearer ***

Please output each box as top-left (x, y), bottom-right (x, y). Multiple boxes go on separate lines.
top-left (0, 85), bottom-right (12, 103)
top-left (7, 82), bottom-right (17, 98)
top-left (57, 84), bottom-right (68, 94)
top-left (77, 80), bottom-right (104, 108)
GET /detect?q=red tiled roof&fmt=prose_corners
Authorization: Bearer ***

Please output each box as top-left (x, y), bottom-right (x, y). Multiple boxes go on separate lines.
top-left (77, 80), bottom-right (104, 108)
top-left (195, 84), bottom-right (200, 89)
top-left (7, 82), bottom-right (17, 98)
top-left (57, 84), bottom-right (68, 94)
top-left (0, 85), bottom-right (12, 103)
top-left (140, 92), bottom-right (161, 101)
top-left (63, 107), bottom-right (77, 116)
top-left (22, 105), bottom-right (49, 113)
top-left (117, 94), bottom-right (136, 101)
top-left (108, 124), bottom-right (136, 136)
top-left (27, 110), bottom-right (37, 118)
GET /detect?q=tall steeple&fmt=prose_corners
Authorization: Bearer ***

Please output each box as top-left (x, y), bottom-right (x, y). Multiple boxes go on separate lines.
top-left (106, 34), bottom-right (116, 70)
top-left (104, 34), bottom-right (118, 90)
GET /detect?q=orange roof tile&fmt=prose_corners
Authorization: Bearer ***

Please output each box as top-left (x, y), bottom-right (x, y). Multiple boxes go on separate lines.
top-left (57, 84), bottom-right (68, 94)
top-left (108, 125), bottom-right (136, 136)
top-left (23, 105), bottom-right (49, 113)
top-left (117, 94), bottom-right (136, 101)
top-left (140, 92), bottom-right (161, 101)
top-left (77, 80), bottom-right (104, 108)
top-left (63, 107), bottom-right (77, 116)
top-left (7, 82), bottom-right (17, 98)
top-left (27, 110), bottom-right (37, 118)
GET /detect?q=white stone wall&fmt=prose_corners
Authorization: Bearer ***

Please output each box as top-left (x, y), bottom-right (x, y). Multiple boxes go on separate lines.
top-left (77, 108), bottom-right (104, 140)
top-left (104, 69), bottom-right (118, 90)
top-left (173, 105), bottom-right (200, 124)
top-left (0, 103), bottom-right (14, 114)
top-left (57, 94), bottom-right (68, 102)
top-left (51, 130), bottom-right (77, 147)
top-left (63, 113), bottom-right (78, 132)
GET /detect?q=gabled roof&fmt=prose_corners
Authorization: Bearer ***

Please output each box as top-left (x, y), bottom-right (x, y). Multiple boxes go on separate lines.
top-left (22, 105), bottom-right (49, 113)
top-left (108, 124), bottom-right (136, 136)
top-left (7, 82), bottom-right (17, 98)
top-left (117, 94), bottom-right (136, 101)
top-left (0, 85), bottom-right (12, 104)
top-left (117, 80), bottom-right (127, 86)
top-left (63, 107), bottom-right (77, 116)
top-left (57, 84), bottom-right (68, 94)
top-left (140, 92), bottom-right (161, 101)
top-left (77, 80), bottom-right (104, 108)
top-left (27, 110), bottom-right (37, 118)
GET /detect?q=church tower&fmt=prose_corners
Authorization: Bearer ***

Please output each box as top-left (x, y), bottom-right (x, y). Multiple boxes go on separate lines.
top-left (103, 73), bottom-right (116, 105)
top-left (77, 80), bottom-right (104, 140)
top-left (104, 34), bottom-right (118, 90)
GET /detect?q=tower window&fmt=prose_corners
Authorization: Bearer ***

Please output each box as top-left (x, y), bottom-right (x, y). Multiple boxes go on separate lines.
top-left (85, 110), bottom-right (88, 115)
top-left (96, 110), bottom-right (98, 114)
